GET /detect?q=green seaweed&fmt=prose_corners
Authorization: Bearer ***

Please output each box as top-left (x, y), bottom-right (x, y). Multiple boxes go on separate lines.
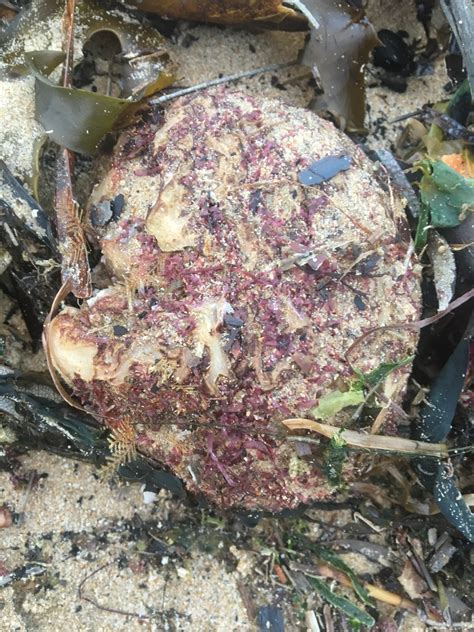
top-left (289, 535), bottom-right (374, 607)
top-left (323, 430), bottom-right (348, 488)
top-left (353, 356), bottom-right (415, 390)
top-left (419, 159), bottom-right (474, 228)
top-left (310, 389), bottom-right (365, 420)
top-left (307, 576), bottom-right (375, 628)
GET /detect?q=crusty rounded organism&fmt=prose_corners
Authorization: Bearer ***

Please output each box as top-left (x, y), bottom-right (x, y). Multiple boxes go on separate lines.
top-left (47, 90), bottom-right (421, 511)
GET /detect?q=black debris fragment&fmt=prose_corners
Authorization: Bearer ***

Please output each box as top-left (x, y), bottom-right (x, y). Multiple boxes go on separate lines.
top-left (0, 564), bottom-right (46, 588)
top-left (90, 200), bottom-right (113, 227)
top-left (111, 193), bottom-right (125, 220)
top-left (372, 148), bottom-right (421, 218)
top-left (258, 605), bottom-right (285, 632)
top-left (354, 295), bottom-right (366, 311)
top-left (223, 314), bottom-right (244, 328)
top-left (0, 159), bottom-right (54, 247)
top-left (298, 155), bottom-right (352, 186)
top-left (118, 458), bottom-right (185, 498)
top-left (113, 325), bottom-right (128, 336)
top-left (412, 335), bottom-right (474, 541)
top-left (373, 29), bottom-right (415, 75)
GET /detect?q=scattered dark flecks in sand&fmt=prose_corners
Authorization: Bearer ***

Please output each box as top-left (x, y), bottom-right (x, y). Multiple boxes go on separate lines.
top-left (0, 449), bottom-right (473, 629)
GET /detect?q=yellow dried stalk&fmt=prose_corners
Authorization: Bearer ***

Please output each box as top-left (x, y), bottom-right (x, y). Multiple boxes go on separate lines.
top-left (282, 418), bottom-right (449, 458)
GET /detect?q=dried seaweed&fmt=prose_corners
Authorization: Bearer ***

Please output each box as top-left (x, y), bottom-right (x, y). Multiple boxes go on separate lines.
top-left (121, 0), bottom-right (306, 30)
top-left (0, 160), bottom-right (59, 342)
top-left (0, 374), bottom-right (105, 458)
top-left (0, 159), bottom-right (53, 247)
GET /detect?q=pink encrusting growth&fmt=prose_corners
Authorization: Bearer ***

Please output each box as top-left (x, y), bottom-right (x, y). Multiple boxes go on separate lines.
top-left (46, 90), bottom-right (421, 511)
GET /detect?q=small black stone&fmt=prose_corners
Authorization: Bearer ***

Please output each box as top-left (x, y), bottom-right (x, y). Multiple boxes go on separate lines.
top-left (354, 295), bottom-right (366, 311)
top-left (111, 193), bottom-right (125, 220)
top-left (90, 200), bottom-right (113, 227)
top-left (249, 189), bottom-right (263, 213)
top-left (319, 287), bottom-right (330, 301)
top-left (113, 325), bottom-right (128, 336)
top-left (224, 314), bottom-right (245, 328)
top-left (358, 254), bottom-right (380, 276)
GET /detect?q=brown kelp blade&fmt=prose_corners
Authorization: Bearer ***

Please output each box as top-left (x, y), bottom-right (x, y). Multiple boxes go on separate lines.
top-left (294, 0), bottom-right (379, 132)
top-left (120, 0), bottom-right (306, 30)
top-left (27, 51), bottom-right (130, 155)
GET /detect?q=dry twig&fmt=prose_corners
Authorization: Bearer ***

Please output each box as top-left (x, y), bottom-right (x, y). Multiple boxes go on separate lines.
top-left (151, 61), bottom-right (297, 104)
top-left (281, 418), bottom-right (449, 458)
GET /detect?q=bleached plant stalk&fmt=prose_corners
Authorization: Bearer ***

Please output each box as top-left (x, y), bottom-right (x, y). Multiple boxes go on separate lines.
top-left (282, 418), bottom-right (449, 458)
